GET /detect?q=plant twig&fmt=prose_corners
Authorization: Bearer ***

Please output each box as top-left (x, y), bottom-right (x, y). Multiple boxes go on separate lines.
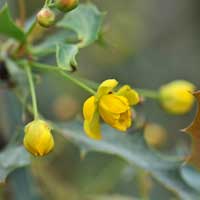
top-left (25, 63), bottom-right (39, 120)
top-left (18, 0), bottom-right (26, 27)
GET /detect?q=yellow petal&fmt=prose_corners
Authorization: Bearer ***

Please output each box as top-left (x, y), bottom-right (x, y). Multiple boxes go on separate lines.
top-left (83, 96), bottom-right (96, 121)
top-left (117, 85), bottom-right (140, 106)
top-left (99, 106), bottom-right (120, 125)
top-left (99, 94), bottom-right (129, 114)
top-left (113, 110), bottom-right (132, 131)
top-left (96, 79), bottom-right (118, 100)
top-left (99, 105), bottom-right (132, 131)
top-left (83, 96), bottom-right (101, 139)
top-left (99, 94), bottom-right (132, 132)
top-left (84, 112), bottom-right (101, 140)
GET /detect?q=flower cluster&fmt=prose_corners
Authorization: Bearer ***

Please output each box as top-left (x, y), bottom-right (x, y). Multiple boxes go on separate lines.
top-left (83, 79), bottom-right (140, 139)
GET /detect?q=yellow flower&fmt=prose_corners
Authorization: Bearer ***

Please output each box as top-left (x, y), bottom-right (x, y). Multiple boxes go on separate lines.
top-left (23, 120), bottom-right (54, 156)
top-left (83, 79), bottom-right (140, 139)
top-left (159, 80), bottom-right (195, 115)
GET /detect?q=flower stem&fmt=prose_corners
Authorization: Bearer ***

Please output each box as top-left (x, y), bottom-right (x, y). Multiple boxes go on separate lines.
top-left (59, 71), bottom-right (96, 95)
top-left (25, 63), bottom-right (39, 119)
top-left (25, 20), bottom-right (37, 37)
top-left (18, 0), bottom-right (26, 27)
top-left (29, 61), bottom-right (96, 95)
top-left (45, 0), bottom-right (52, 6)
top-left (136, 88), bottom-right (159, 100)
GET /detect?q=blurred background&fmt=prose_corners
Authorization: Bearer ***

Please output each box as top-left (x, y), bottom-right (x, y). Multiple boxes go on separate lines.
top-left (0, 0), bottom-right (200, 199)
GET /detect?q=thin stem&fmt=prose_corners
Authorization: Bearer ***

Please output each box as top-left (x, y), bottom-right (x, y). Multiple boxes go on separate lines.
top-left (30, 62), bottom-right (60, 72)
top-left (45, 0), bottom-right (52, 6)
top-left (25, 0), bottom-right (51, 38)
top-left (59, 71), bottom-right (96, 95)
top-left (14, 89), bottom-right (34, 116)
top-left (18, 0), bottom-right (26, 27)
top-left (25, 20), bottom-right (37, 37)
top-left (30, 61), bottom-right (160, 98)
top-left (25, 63), bottom-right (39, 119)
top-left (136, 88), bottom-right (159, 100)
top-left (29, 61), bottom-right (96, 95)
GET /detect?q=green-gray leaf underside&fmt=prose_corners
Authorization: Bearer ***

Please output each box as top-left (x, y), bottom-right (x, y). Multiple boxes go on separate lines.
top-left (57, 3), bottom-right (104, 47)
top-left (0, 4), bottom-right (25, 41)
top-left (55, 121), bottom-right (200, 200)
top-left (0, 145), bottom-right (30, 182)
top-left (56, 43), bottom-right (78, 71)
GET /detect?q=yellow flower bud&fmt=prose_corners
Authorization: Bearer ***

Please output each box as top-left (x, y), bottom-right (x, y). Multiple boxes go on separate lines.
top-left (23, 120), bottom-right (54, 156)
top-left (36, 8), bottom-right (55, 28)
top-left (55, 0), bottom-right (79, 12)
top-left (159, 80), bottom-right (195, 115)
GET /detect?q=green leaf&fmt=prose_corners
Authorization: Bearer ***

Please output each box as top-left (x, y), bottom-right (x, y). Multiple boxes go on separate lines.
top-left (31, 30), bottom-right (79, 56)
top-left (54, 121), bottom-right (200, 200)
top-left (9, 168), bottom-right (42, 200)
top-left (88, 194), bottom-right (138, 200)
top-left (0, 4), bottom-right (25, 42)
top-left (181, 166), bottom-right (200, 192)
top-left (56, 43), bottom-right (78, 71)
top-left (57, 3), bottom-right (104, 47)
top-left (0, 145), bottom-right (30, 182)
top-left (5, 58), bottom-right (28, 95)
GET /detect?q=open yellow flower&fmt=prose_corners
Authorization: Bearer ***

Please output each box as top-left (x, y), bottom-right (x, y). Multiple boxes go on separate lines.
top-left (23, 120), bottom-right (54, 156)
top-left (83, 79), bottom-right (140, 139)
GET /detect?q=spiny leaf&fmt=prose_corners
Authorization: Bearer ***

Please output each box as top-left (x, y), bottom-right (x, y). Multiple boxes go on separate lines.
top-left (0, 145), bottom-right (30, 182)
top-left (181, 166), bottom-right (200, 192)
top-left (55, 121), bottom-right (181, 170)
top-left (54, 121), bottom-right (200, 200)
top-left (183, 91), bottom-right (200, 168)
top-left (9, 168), bottom-right (42, 200)
top-left (0, 4), bottom-right (25, 42)
top-left (56, 43), bottom-right (78, 71)
top-left (31, 30), bottom-right (79, 56)
top-left (57, 3), bottom-right (104, 47)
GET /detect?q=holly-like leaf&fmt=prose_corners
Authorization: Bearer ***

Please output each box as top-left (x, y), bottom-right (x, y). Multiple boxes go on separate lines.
top-left (183, 91), bottom-right (200, 168)
top-left (56, 43), bottom-right (78, 71)
top-left (181, 166), bottom-right (200, 192)
top-left (0, 145), bottom-right (30, 182)
top-left (9, 168), bottom-right (42, 200)
top-left (54, 121), bottom-right (200, 200)
top-left (31, 30), bottom-right (79, 56)
top-left (0, 4), bottom-right (25, 42)
top-left (57, 3), bottom-right (104, 47)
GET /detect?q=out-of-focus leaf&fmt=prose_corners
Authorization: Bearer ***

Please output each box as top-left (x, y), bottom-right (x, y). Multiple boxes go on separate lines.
top-left (54, 121), bottom-right (200, 200)
top-left (5, 58), bottom-right (28, 96)
top-left (56, 122), bottom-right (181, 170)
top-left (0, 4), bottom-right (25, 41)
top-left (56, 43), bottom-right (78, 71)
top-left (77, 158), bottom-right (125, 194)
top-left (31, 30), bottom-right (79, 56)
top-left (0, 145), bottom-right (30, 182)
top-left (5, 58), bottom-right (26, 82)
top-left (88, 194), bottom-right (138, 200)
top-left (181, 166), bottom-right (200, 192)
top-left (9, 168), bottom-right (42, 200)
top-left (183, 91), bottom-right (200, 168)
top-left (57, 3), bottom-right (104, 47)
